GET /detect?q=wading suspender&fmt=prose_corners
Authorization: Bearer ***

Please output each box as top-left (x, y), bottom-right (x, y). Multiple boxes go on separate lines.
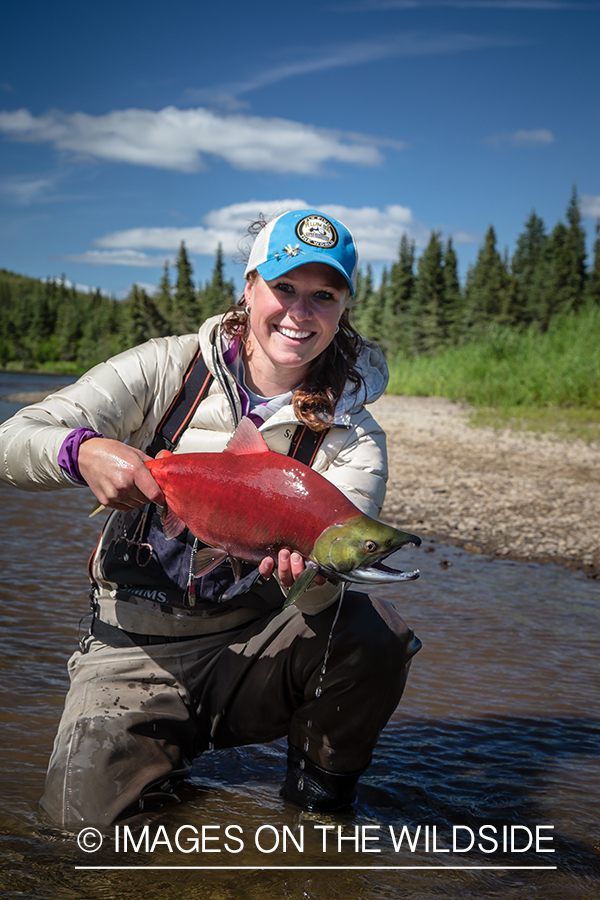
top-left (146, 346), bottom-right (330, 464)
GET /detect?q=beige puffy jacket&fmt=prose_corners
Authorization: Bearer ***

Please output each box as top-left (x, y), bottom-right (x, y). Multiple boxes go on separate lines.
top-left (0, 315), bottom-right (390, 633)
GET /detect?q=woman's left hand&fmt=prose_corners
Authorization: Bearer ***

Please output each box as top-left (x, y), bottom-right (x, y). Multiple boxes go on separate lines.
top-left (259, 549), bottom-right (326, 588)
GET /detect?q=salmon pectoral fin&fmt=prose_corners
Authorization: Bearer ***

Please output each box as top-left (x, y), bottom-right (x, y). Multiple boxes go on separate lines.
top-left (193, 547), bottom-right (229, 577)
top-left (161, 504), bottom-right (187, 540)
top-left (283, 565), bottom-right (320, 609)
top-left (230, 556), bottom-right (243, 582)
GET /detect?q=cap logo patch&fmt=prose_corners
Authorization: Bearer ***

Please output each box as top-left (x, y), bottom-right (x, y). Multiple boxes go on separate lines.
top-left (296, 215), bottom-right (338, 249)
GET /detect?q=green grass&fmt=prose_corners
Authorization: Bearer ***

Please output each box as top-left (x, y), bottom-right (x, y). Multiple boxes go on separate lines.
top-left (387, 303), bottom-right (600, 443)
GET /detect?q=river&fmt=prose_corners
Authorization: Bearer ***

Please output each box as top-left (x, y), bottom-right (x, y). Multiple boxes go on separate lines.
top-left (0, 371), bottom-right (598, 899)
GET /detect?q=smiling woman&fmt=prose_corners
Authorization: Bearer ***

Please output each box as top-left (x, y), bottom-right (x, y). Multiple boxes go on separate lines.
top-left (0, 207), bottom-right (420, 829)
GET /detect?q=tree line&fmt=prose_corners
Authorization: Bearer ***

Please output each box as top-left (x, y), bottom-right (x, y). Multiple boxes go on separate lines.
top-left (352, 188), bottom-right (600, 358)
top-left (1, 188), bottom-right (599, 373)
top-left (0, 245), bottom-right (236, 371)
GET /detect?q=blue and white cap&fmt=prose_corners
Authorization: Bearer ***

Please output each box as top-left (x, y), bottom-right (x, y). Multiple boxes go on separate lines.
top-left (244, 208), bottom-right (358, 296)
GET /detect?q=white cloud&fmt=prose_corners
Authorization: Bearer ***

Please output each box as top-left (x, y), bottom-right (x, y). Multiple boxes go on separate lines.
top-left (0, 175), bottom-right (58, 205)
top-left (451, 230), bottom-right (482, 244)
top-left (486, 128), bottom-right (555, 147)
top-left (581, 195), bottom-right (600, 219)
top-left (0, 105), bottom-right (385, 175)
top-left (62, 249), bottom-right (173, 268)
top-left (84, 199), bottom-right (453, 268)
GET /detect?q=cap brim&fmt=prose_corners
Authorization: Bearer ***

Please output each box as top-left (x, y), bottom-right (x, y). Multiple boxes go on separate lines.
top-left (256, 253), bottom-right (355, 296)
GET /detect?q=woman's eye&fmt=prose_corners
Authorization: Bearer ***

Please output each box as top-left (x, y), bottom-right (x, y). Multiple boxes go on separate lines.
top-left (275, 282), bottom-right (294, 293)
top-left (314, 291), bottom-right (335, 301)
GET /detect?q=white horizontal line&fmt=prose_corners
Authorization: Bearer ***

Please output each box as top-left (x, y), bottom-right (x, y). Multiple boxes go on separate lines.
top-left (75, 865), bottom-right (558, 871)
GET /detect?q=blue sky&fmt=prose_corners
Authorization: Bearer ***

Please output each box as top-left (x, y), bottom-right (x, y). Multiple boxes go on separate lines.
top-left (1, 0), bottom-right (599, 297)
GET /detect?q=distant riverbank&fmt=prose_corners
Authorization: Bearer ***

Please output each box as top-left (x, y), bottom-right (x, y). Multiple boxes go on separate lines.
top-left (372, 394), bottom-right (600, 578)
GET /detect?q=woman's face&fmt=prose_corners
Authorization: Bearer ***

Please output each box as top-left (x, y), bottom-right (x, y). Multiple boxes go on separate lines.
top-left (243, 262), bottom-right (348, 388)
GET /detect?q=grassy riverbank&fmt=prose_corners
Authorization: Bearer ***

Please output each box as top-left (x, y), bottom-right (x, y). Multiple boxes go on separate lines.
top-left (387, 303), bottom-right (600, 443)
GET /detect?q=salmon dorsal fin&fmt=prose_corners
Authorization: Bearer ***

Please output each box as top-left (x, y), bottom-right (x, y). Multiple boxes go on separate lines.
top-left (223, 416), bottom-right (270, 456)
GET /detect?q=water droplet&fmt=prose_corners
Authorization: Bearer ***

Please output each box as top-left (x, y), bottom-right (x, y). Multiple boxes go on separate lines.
top-left (315, 686), bottom-right (322, 698)
top-left (307, 719), bottom-right (312, 728)
top-left (299, 758), bottom-right (305, 770)
top-left (303, 738), bottom-right (310, 752)
top-left (297, 776), bottom-right (304, 791)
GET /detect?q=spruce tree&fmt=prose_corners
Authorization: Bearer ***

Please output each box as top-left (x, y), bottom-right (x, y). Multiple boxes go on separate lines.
top-left (510, 210), bottom-right (547, 325)
top-left (463, 226), bottom-right (510, 337)
top-left (154, 262), bottom-right (173, 327)
top-left (409, 231), bottom-right (445, 354)
top-left (200, 244), bottom-right (236, 320)
top-left (171, 242), bottom-right (197, 332)
top-left (441, 237), bottom-right (463, 343)
top-left (563, 185), bottom-right (587, 311)
top-left (121, 285), bottom-right (167, 348)
top-left (587, 219), bottom-right (600, 305)
top-left (381, 234), bottom-right (415, 355)
top-left (352, 265), bottom-right (376, 337)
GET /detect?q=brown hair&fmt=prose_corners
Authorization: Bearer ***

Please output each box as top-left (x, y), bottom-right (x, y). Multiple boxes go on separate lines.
top-left (220, 280), bottom-right (366, 433)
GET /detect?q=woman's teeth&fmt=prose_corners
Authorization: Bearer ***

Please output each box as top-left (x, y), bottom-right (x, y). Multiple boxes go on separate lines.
top-left (278, 326), bottom-right (312, 339)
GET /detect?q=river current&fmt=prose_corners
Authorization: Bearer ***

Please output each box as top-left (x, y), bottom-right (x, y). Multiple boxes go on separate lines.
top-left (0, 372), bottom-right (598, 899)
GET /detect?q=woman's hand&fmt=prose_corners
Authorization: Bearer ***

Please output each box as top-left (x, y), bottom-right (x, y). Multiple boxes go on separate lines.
top-left (78, 438), bottom-right (165, 511)
top-left (259, 548), bottom-right (326, 588)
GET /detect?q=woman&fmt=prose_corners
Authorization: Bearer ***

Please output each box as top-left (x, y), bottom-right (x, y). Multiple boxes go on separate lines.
top-left (0, 208), bottom-right (420, 827)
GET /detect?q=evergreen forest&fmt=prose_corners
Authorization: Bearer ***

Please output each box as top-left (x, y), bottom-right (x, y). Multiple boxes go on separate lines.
top-left (1, 190), bottom-right (599, 416)
top-left (0, 244), bottom-right (237, 373)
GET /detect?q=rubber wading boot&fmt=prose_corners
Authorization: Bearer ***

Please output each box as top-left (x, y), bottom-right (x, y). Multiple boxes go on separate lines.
top-left (281, 743), bottom-right (368, 812)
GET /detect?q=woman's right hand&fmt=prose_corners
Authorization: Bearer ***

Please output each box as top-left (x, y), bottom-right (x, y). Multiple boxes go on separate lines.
top-left (78, 438), bottom-right (166, 511)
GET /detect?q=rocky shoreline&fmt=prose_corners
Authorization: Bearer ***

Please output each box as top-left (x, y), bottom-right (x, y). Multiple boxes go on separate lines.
top-left (4, 389), bottom-right (599, 578)
top-left (371, 394), bottom-right (600, 579)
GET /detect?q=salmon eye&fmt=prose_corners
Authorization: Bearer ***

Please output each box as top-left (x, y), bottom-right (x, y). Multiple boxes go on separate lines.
top-left (364, 540), bottom-right (377, 553)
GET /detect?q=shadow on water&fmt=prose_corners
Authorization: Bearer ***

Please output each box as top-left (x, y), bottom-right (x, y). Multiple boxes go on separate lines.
top-left (1, 374), bottom-right (599, 899)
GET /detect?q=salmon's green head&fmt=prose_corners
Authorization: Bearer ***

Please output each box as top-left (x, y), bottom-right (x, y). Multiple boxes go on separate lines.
top-left (311, 514), bottom-right (421, 585)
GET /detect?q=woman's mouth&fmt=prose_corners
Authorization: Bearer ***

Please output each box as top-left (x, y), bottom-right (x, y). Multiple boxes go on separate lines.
top-left (275, 325), bottom-right (315, 341)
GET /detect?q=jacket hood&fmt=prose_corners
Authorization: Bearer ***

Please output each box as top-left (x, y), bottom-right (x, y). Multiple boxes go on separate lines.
top-left (197, 314), bottom-right (389, 424)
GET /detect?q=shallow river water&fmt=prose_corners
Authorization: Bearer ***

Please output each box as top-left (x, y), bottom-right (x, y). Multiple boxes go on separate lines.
top-left (0, 373), bottom-right (599, 899)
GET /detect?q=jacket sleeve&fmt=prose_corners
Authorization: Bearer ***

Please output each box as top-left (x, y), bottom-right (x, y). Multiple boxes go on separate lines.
top-left (0, 335), bottom-right (198, 491)
top-left (319, 410), bottom-right (388, 520)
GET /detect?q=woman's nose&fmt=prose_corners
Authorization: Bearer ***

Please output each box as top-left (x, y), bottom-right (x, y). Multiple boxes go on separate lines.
top-left (288, 293), bottom-right (312, 319)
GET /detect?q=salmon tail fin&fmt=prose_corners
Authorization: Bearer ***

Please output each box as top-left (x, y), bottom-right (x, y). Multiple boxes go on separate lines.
top-left (161, 503), bottom-right (187, 540)
top-left (193, 547), bottom-right (228, 577)
top-left (283, 564), bottom-right (320, 608)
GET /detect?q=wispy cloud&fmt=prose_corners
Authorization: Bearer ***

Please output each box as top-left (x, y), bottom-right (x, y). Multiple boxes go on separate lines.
top-left (187, 31), bottom-right (527, 104)
top-left (335, 1), bottom-right (596, 10)
top-left (581, 195), bottom-right (600, 219)
top-left (61, 250), bottom-right (173, 268)
top-left (486, 128), bottom-right (555, 147)
top-left (71, 199), bottom-right (475, 270)
top-left (0, 175), bottom-right (59, 205)
top-left (0, 106), bottom-right (387, 175)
